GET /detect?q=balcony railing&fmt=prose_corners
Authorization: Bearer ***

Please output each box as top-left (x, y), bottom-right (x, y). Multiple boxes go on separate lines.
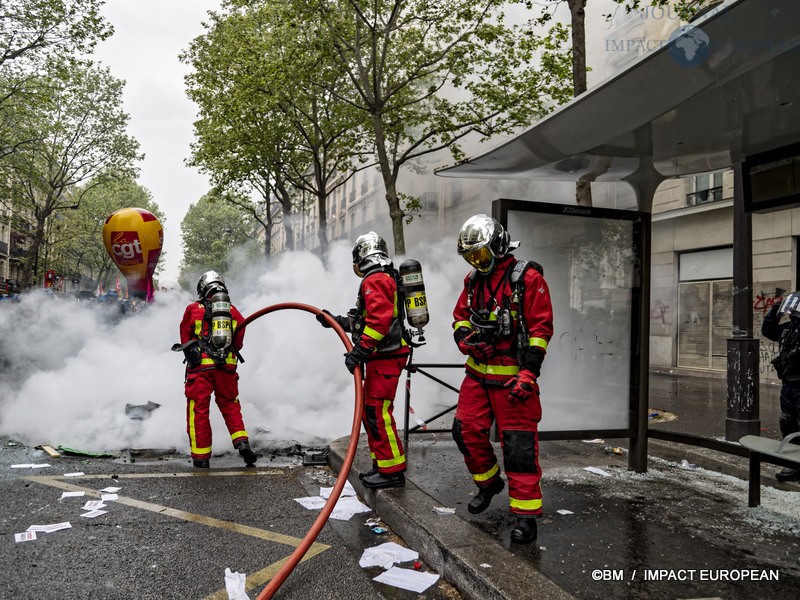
top-left (686, 186), bottom-right (723, 206)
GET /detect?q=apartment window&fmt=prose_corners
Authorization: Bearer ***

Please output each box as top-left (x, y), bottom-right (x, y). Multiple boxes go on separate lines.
top-left (687, 171), bottom-right (723, 206)
top-left (677, 247), bottom-right (733, 371)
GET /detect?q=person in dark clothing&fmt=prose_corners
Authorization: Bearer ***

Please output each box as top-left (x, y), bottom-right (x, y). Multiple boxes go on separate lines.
top-left (762, 291), bottom-right (800, 482)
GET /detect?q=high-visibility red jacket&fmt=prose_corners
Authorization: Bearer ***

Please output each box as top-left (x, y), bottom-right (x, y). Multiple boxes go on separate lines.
top-left (353, 270), bottom-right (409, 357)
top-left (452, 254), bottom-right (553, 385)
top-left (179, 301), bottom-right (245, 372)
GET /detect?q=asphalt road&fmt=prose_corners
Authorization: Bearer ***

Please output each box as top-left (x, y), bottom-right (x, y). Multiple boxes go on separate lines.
top-left (1, 441), bottom-right (460, 600)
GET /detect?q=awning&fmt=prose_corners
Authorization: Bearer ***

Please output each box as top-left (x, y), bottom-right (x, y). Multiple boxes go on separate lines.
top-left (435, 0), bottom-right (800, 209)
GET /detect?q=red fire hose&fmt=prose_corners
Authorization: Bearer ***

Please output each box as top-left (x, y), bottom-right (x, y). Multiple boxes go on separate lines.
top-left (239, 303), bottom-right (363, 600)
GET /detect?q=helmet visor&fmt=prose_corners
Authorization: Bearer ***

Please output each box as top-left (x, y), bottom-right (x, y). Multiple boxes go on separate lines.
top-left (461, 246), bottom-right (494, 272)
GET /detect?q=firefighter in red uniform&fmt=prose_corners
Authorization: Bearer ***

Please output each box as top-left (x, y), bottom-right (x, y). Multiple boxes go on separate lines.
top-left (452, 215), bottom-right (553, 543)
top-left (175, 271), bottom-right (257, 469)
top-left (317, 232), bottom-right (409, 489)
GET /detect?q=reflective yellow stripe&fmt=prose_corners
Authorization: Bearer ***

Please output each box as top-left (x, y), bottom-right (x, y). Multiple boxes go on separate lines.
top-left (453, 321), bottom-right (472, 330)
top-left (377, 455), bottom-right (406, 468)
top-left (188, 399), bottom-right (211, 455)
top-left (363, 325), bottom-right (384, 341)
top-left (466, 357), bottom-right (520, 376)
top-left (231, 430), bottom-right (248, 442)
top-left (194, 320), bottom-right (203, 336)
top-left (200, 354), bottom-right (238, 366)
top-left (472, 463), bottom-right (499, 482)
top-left (509, 497), bottom-right (542, 511)
top-left (392, 291), bottom-right (399, 317)
top-left (530, 337), bottom-right (548, 350)
top-left (381, 399), bottom-right (403, 461)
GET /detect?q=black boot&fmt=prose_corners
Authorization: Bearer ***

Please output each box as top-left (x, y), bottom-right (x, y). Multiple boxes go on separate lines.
top-left (776, 468), bottom-right (800, 482)
top-left (359, 464), bottom-right (379, 481)
top-left (510, 516), bottom-right (537, 544)
top-left (192, 458), bottom-right (210, 469)
top-left (468, 477), bottom-right (505, 514)
top-left (235, 441), bottom-right (258, 466)
top-left (362, 471), bottom-right (405, 489)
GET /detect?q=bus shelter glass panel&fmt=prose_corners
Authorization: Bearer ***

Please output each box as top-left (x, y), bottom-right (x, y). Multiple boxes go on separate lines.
top-left (502, 201), bottom-right (640, 433)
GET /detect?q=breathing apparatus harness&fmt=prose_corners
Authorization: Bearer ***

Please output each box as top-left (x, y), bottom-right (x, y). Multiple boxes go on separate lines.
top-left (172, 291), bottom-right (245, 369)
top-left (351, 265), bottom-right (418, 355)
top-left (466, 259), bottom-right (543, 364)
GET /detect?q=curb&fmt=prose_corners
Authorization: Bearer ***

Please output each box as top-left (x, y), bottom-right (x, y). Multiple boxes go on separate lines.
top-left (328, 436), bottom-right (575, 600)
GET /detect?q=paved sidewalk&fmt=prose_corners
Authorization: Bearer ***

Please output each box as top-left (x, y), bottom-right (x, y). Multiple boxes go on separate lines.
top-left (328, 372), bottom-right (800, 600)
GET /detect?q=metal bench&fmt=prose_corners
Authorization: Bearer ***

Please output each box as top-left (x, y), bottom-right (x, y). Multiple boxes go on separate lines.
top-left (739, 432), bottom-right (800, 507)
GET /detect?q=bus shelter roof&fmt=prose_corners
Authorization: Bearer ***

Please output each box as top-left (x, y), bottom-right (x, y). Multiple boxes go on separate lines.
top-left (435, 0), bottom-right (800, 209)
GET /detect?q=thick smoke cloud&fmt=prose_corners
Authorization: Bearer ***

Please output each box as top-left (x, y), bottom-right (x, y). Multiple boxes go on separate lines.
top-left (0, 239), bottom-right (467, 455)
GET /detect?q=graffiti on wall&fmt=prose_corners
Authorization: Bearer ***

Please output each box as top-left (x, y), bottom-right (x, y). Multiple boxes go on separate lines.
top-left (650, 299), bottom-right (669, 323)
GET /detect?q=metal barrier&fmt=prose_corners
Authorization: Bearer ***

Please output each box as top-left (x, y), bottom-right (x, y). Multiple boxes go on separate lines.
top-left (402, 351), bottom-right (464, 448)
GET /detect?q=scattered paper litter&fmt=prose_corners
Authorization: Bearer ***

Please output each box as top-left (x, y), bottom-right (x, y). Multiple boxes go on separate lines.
top-left (319, 481), bottom-right (356, 498)
top-left (10, 464), bottom-right (50, 469)
top-left (373, 566), bottom-right (439, 593)
top-left (60, 491), bottom-right (85, 499)
top-left (101, 494), bottom-right (119, 502)
top-left (82, 500), bottom-right (107, 511)
top-left (80, 510), bottom-right (107, 518)
top-left (557, 509), bottom-right (574, 515)
top-left (224, 567), bottom-right (248, 600)
top-left (294, 494), bottom-right (371, 520)
top-left (432, 506), bottom-right (456, 515)
top-left (582, 439), bottom-right (605, 444)
top-left (584, 466), bottom-right (612, 477)
top-left (480, 563), bottom-right (491, 568)
top-left (294, 496), bottom-right (326, 510)
top-left (359, 542), bottom-right (419, 570)
top-left (15, 531), bottom-right (37, 542)
top-left (100, 487), bottom-right (121, 493)
top-left (64, 472), bottom-right (85, 477)
top-left (330, 496), bottom-right (371, 520)
top-left (27, 522), bottom-right (71, 533)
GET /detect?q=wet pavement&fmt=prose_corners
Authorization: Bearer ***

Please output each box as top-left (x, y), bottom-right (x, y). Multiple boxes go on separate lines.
top-left (330, 372), bottom-right (800, 600)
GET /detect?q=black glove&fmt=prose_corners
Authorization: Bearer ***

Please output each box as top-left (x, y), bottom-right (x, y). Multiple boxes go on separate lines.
top-left (519, 347), bottom-right (545, 377)
top-left (344, 343), bottom-right (371, 374)
top-left (504, 369), bottom-right (537, 404)
top-left (316, 309), bottom-right (352, 332)
top-left (454, 327), bottom-right (494, 362)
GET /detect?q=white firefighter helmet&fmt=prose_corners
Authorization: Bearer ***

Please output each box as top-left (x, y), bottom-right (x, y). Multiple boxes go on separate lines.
top-left (779, 291), bottom-right (800, 318)
top-left (352, 231), bottom-right (392, 277)
top-left (197, 270), bottom-right (227, 299)
top-left (456, 214), bottom-right (519, 274)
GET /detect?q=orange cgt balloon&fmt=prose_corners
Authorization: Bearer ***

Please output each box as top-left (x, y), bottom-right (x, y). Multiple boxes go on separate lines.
top-left (102, 208), bottom-right (163, 302)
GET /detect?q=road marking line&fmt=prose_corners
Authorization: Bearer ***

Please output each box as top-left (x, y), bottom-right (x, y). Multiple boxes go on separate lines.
top-left (23, 471), bottom-right (336, 596)
top-left (23, 475), bottom-right (330, 550)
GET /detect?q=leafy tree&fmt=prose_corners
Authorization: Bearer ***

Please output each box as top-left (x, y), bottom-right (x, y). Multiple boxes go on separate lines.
top-left (0, 0), bottom-right (110, 67)
top-left (0, 60), bottom-right (141, 288)
top-left (0, 1), bottom-right (112, 163)
top-left (309, 0), bottom-right (573, 254)
top-left (46, 177), bottom-right (165, 291)
top-left (183, 0), bottom-right (369, 259)
top-left (178, 192), bottom-right (259, 291)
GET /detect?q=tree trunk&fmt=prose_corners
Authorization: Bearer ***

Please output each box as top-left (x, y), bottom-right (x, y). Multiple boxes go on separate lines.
top-left (384, 178), bottom-right (406, 256)
top-left (316, 192), bottom-right (329, 259)
top-left (569, 0), bottom-right (593, 207)
top-left (19, 219), bottom-right (46, 289)
top-left (274, 180), bottom-right (296, 250)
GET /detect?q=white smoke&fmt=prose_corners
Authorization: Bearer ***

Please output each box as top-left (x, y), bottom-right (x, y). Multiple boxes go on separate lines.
top-left (0, 239), bottom-right (467, 455)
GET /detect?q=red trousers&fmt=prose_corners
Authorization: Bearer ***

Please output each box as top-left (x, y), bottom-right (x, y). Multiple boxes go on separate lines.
top-left (453, 375), bottom-right (542, 515)
top-left (362, 356), bottom-right (407, 475)
top-left (184, 369), bottom-right (248, 459)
